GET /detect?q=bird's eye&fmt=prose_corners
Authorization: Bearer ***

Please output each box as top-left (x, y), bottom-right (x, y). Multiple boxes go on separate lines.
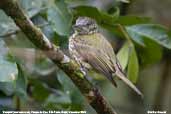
top-left (86, 22), bottom-right (91, 26)
top-left (87, 20), bottom-right (93, 26)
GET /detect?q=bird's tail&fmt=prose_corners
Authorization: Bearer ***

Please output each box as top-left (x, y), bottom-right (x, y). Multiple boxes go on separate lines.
top-left (114, 71), bottom-right (143, 98)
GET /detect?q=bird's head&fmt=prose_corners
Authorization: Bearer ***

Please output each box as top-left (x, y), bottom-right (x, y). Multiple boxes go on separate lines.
top-left (73, 17), bottom-right (98, 35)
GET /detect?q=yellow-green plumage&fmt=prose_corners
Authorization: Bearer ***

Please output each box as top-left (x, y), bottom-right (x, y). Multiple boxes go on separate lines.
top-left (69, 17), bottom-right (143, 97)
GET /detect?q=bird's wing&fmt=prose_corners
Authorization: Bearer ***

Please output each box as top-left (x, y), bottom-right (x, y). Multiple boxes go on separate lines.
top-left (72, 35), bottom-right (117, 86)
top-left (97, 34), bottom-right (143, 97)
top-left (71, 34), bottom-right (143, 96)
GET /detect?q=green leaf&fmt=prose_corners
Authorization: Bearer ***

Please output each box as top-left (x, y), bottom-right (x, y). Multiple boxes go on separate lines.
top-left (138, 38), bottom-right (162, 67)
top-left (117, 16), bottom-right (151, 25)
top-left (0, 64), bottom-right (28, 101)
top-left (47, 0), bottom-right (72, 36)
top-left (117, 42), bottom-right (130, 70)
top-left (31, 79), bottom-right (50, 102)
top-left (127, 46), bottom-right (139, 83)
top-left (0, 57), bottom-right (18, 82)
top-left (73, 6), bottom-right (119, 25)
top-left (53, 32), bottom-right (68, 48)
top-left (0, 40), bottom-right (18, 83)
top-left (19, 0), bottom-right (49, 18)
top-left (0, 82), bottom-right (15, 95)
top-left (0, 10), bottom-right (18, 36)
top-left (0, 39), bottom-right (9, 57)
top-left (57, 70), bottom-right (84, 105)
top-left (126, 24), bottom-right (171, 49)
top-left (15, 64), bottom-right (27, 100)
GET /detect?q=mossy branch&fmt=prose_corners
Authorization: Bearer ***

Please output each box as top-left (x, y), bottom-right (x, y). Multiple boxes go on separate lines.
top-left (0, 0), bottom-right (117, 114)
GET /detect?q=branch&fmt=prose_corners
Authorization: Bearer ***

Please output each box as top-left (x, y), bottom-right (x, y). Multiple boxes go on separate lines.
top-left (0, 0), bottom-right (117, 114)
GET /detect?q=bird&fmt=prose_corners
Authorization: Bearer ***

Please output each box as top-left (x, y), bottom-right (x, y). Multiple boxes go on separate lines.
top-left (69, 16), bottom-right (143, 97)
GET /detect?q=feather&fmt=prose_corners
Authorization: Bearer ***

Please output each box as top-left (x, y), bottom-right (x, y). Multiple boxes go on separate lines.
top-left (115, 69), bottom-right (143, 97)
top-left (69, 33), bottom-right (143, 96)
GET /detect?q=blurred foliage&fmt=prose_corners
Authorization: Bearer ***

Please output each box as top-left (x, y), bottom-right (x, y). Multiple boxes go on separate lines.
top-left (117, 42), bottom-right (130, 70)
top-left (127, 46), bottom-right (139, 83)
top-left (0, 0), bottom-right (171, 113)
top-left (0, 56), bottom-right (18, 82)
top-left (47, 0), bottom-right (73, 36)
top-left (126, 24), bottom-right (171, 48)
